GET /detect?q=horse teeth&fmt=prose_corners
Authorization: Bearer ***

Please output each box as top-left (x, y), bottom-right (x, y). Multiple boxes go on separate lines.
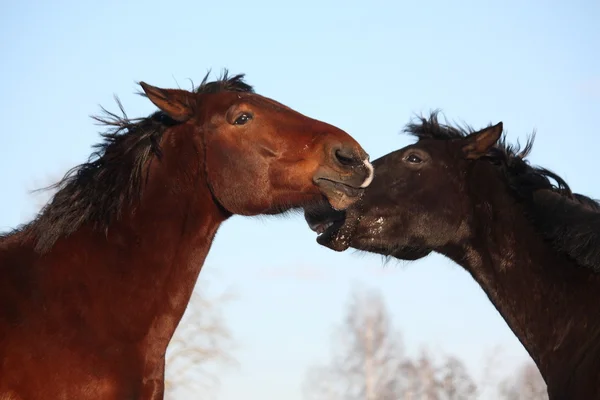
top-left (311, 221), bottom-right (334, 235)
top-left (309, 222), bottom-right (320, 232)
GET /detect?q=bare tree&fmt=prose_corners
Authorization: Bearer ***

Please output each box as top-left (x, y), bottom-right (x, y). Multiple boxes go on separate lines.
top-left (304, 288), bottom-right (478, 400)
top-left (304, 288), bottom-right (406, 400)
top-left (439, 356), bottom-right (478, 400)
top-left (164, 284), bottom-right (237, 399)
top-left (397, 350), bottom-right (477, 400)
top-left (498, 362), bottom-right (548, 400)
top-left (398, 351), bottom-right (441, 400)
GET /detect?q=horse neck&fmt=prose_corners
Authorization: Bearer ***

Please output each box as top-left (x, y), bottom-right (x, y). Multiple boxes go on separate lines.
top-left (441, 167), bottom-right (600, 389)
top-left (49, 126), bottom-right (229, 342)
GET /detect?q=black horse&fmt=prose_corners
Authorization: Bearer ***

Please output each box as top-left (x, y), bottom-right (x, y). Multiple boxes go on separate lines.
top-left (305, 112), bottom-right (600, 399)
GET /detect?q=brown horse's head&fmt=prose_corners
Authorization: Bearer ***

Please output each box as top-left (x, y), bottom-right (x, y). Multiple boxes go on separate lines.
top-left (139, 74), bottom-right (373, 215)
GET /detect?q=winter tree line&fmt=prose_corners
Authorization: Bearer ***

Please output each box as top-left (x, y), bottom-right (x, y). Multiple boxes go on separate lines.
top-left (162, 286), bottom-right (548, 400)
top-left (302, 289), bottom-right (548, 400)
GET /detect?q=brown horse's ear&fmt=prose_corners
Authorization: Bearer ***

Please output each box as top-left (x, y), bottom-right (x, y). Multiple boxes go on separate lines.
top-left (139, 82), bottom-right (195, 122)
top-left (462, 122), bottom-right (503, 160)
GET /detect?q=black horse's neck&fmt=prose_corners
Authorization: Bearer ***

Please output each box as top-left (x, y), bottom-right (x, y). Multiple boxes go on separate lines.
top-left (442, 166), bottom-right (600, 398)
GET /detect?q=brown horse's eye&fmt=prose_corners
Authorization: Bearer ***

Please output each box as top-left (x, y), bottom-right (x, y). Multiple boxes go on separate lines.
top-left (233, 113), bottom-right (253, 125)
top-left (406, 154), bottom-right (423, 164)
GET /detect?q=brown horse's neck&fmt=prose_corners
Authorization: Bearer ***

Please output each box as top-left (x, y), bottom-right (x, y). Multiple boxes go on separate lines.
top-left (442, 170), bottom-right (600, 396)
top-left (38, 126), bottom-right (230, 349)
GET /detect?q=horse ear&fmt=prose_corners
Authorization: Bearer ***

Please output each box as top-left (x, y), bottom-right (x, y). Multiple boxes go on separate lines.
top-left (462, 122), bottom-right (503, 160)
top-left (139, 82), bottom-right (195, 122)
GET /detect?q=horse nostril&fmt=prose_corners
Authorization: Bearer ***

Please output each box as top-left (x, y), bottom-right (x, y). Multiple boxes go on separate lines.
top-left (334, 147), bottom-right (362, 167)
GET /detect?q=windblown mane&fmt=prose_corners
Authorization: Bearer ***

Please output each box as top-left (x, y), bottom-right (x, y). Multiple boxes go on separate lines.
top-left (11, 70), bottom-right (254, 253)
top-left (405, 111), bottom-right (600, 273)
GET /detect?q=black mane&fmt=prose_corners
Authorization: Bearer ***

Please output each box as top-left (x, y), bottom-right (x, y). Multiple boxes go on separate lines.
top-left (16, 70), bottom-right (254, 253)
top-left (194, 71), bottom-right (254, 94)
top-left (405, 111), bottom-right (600, 272)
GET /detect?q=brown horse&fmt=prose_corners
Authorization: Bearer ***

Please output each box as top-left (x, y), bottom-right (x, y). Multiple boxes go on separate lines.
top-left (305, 113), bottom-right (600, 399)
top-left (0, 72), bottom-right (373, 400)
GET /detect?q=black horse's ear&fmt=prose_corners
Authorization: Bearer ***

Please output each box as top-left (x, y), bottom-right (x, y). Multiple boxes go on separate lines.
top-left (462, 122), bottom-right (503, 160)
top-left (139, 82), bottom-right (195, 122)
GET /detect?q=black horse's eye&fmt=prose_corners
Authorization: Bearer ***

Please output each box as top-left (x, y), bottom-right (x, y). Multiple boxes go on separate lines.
top-left (406, 154), bottom-right (423, 164)
top-left (233, 113), bottom-right (253, 125)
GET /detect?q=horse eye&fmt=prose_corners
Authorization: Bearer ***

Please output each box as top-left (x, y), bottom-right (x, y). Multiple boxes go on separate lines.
top-left (233, 113), bottom-right (253, 125)
top-left (406, 154), bottom-right (423, 164)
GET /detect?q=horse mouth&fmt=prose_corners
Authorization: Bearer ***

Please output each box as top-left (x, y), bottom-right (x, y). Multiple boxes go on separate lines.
top-left (308, 214), bottom-right (345, 245)
top-left (304, 202), bottom-right (360, 251)
top-left (314, 178), bottom-right (364, 211)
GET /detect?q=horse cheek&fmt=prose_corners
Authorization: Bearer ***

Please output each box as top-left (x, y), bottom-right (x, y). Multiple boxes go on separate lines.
top-left (205, 142), bottom-right (271, 215)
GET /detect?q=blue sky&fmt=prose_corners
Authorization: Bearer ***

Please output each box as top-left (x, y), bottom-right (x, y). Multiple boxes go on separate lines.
top-left (1, 0), bottom-right (599, 398)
